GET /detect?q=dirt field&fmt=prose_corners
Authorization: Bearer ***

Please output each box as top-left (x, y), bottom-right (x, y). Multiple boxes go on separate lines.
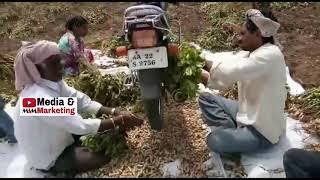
top-left (1, 2), bottom-right (319, 89)
top-left (276, 4), bottom-right (320, 88)
top-left (0, 2), bottom-right (319, 178)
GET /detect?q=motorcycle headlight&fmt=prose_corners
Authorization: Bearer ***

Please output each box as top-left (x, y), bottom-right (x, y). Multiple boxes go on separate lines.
top-left (132, 29), bottom-right (158, 48)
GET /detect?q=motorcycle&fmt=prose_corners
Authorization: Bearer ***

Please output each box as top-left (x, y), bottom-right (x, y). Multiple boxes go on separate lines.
top-left (115, 3), bottom-right (184, 130)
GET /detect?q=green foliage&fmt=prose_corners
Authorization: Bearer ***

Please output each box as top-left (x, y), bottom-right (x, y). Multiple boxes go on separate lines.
top-left (64, 64), bottom-right (140, 108)
top-left (0, 2), bottom-right (116, 39)
top-left (166, 42), bottom-right (205, 99)
top-left (80, 126), bottom-right (128, 157)
top-left (82, 5), bottom-right (109, 24)
top-left (101, 35), bottom-right (128, 58)
top-left (64, 64), bottom-right (139, 158)
top-left (0, 54), bottom-right (15, 82)
top-left (128, 100), bottom-right (144, 114)
top-left (285, 83), bottom-right (292, 109)
top-left (75, 69), bottom-right (100, 98)
top-left (270, 2), bottom-right (308, 11)
top-left (0, 2), bottom-right (72, 39)
top-left (298, 87), bottom-right (320, 115)
top-left (167, 33), bottom-right (179, 44)
top-left (64, 67), bottom-right (138, 157)
top-left (285, 83), bottom-right (291, 92)
top-left (196, 2), bottom-right (249, 51)
top-left (93, 73), bottom-right (140, 107)
top-left (0, 64), bottom-right (14, 81)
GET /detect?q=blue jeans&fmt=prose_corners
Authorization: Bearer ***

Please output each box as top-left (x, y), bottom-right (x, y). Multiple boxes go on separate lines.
top-left (198, 92), bottom-right (272, 154)
top-left (0, 97), bottom-right (17, 143)
top-left (283, 148), bottom-right (320, 178)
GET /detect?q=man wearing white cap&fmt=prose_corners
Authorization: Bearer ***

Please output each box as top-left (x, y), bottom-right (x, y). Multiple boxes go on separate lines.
top-left (193, 9), bottom-right (287, 155)
top-left (13, 40), bottom-right (144, 175)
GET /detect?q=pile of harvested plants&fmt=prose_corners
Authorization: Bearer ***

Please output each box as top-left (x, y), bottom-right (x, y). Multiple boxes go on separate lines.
top-left (287, 87), bottom-right (320, 136)
top-left (196, 2), bottom-right (249, 52)
top-left (80, 114), bottom-right (129, 157)
top-left (64, 63), bottom-right (141, 160)
top-left (64, 64), bottom-right (140, 108)
top-left (101, 35), bottom-right (129, 58)
top-left (166, 42), bottom-right (205, 100)
top-left (0, 53), bottom-right (15, 80)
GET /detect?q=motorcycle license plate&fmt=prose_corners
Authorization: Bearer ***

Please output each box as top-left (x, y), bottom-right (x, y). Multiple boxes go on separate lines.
top-left (128, 47), bottom-right (168, 70)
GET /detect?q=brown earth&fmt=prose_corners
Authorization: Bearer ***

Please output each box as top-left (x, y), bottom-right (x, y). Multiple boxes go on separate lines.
top-left (276, 4), bottom-right (320, 88)
top-left (0, 2), bottom-right (319, 177)
top-left (1, 2), bottom-right (319, 89)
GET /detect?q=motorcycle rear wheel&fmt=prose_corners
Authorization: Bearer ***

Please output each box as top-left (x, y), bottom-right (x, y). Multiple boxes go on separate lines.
top-left (143, 89), bottom-right (166, 130)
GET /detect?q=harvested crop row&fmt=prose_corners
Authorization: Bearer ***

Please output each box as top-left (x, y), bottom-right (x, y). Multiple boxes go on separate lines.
top-left (0, 53), bottom-right (15, 80)
top-left (287, 87), bottom-right (320, 136)
top-left (76, 99), bottom-right (210, 178)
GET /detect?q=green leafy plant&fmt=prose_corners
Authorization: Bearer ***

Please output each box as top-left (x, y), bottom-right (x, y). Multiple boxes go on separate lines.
top-left (64, 64), bottom-right (140, 108)
top-left (166, 42), bottom-right (205, 99)
top-left (0, 54), bottom-right (15, 81)
top-left (82, 6), bottom-right (109, 25)
top-left (270, 2), bottom-right (307, 11)
top-left (80, 115), bottom-right (128, 157)
top-left (298, 87), bottom-right (320, 115)
top-left (101, 35), bottom-right (128, 58)
top-left (128, 99), bottom-right (145, 114)
top-left (285, 83), bottom-right (292, 109)
top-left (81, 132), bottom-right (128, 157)
top-left (196, 2), bottom-right (249, 51)
top-left (93, 73), bottom-right (140, 107)
top-left (75, 69), bottom-right (100, 98)
top-left (64, 66), bottom-right (136, 157)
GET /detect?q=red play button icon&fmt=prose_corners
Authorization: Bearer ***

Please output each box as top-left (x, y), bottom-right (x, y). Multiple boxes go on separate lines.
top-left (22, 98), bottom-right (36, 108)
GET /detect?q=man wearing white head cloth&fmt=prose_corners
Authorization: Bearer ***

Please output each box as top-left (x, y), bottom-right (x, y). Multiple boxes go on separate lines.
top-left (191, 9), bottom-right (287, 155)
top-left (13, 40), bottom-right (144, 175)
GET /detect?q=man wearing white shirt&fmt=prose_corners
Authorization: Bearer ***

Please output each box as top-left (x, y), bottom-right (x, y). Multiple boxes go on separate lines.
top-left (195, 9), bottom-right (287, 154)
top-left (13, 40), bottom-right (144, 174)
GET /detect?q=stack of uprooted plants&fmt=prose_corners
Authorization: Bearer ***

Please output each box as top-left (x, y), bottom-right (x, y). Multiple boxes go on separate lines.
top-left (0, 53), bottom-right (15, 81)
top-left (286, 88), bottom-right (320, 149)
